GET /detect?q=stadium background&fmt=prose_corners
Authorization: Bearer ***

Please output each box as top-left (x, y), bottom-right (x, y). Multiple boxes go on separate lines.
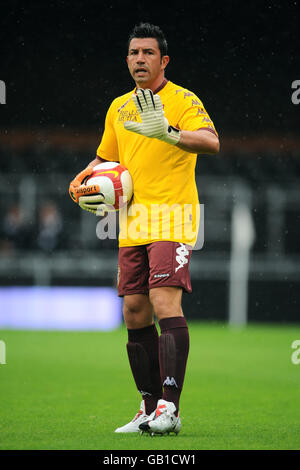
top-left (0, 0), bottom-right (299, 451)
top-left (0, 0), bottom-right (299, 324)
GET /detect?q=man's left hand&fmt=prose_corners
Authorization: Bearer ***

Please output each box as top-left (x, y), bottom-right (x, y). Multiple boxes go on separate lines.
top-left (124, 88), bottom-right (181, 145)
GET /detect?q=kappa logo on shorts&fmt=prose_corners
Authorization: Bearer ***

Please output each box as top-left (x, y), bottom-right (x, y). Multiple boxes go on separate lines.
top-left (175, 243), bottom-right (189, 273)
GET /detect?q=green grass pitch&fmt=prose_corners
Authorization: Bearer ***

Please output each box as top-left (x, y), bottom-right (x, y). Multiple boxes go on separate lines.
top-left (0, 322), bottom-right (300, 450)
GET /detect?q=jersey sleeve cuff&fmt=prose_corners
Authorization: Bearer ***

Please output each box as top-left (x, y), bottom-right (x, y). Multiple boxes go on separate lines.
top-left (197, 127), bottom-right (219, 137)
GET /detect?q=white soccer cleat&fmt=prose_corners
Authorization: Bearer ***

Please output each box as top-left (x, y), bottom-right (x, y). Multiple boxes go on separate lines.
top-left (139, 399), bottom-right (181, 435)
top-left (115, 400), bottom-right (154, 433)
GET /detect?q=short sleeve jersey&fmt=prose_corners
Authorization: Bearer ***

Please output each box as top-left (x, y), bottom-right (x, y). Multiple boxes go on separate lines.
top-left (97, 80), bottom-right (218, 247)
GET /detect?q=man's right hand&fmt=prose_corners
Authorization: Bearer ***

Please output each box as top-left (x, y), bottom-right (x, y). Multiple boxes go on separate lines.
top-left (69, 167), bottom-right (98, 204)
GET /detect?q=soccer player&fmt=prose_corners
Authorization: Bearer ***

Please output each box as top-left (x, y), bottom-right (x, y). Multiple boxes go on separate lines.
top-left (69, 23), bottom-right (219, 435)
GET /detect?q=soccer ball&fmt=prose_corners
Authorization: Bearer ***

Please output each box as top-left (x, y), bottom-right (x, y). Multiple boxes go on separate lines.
top-left (84, 161), bottom-right (133, 212)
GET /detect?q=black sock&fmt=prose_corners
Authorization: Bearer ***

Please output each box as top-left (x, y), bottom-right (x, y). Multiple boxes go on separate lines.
top-left (158, 316), bottom-right (190, 413)
top-left (127, 323), bottom-right (162, 415)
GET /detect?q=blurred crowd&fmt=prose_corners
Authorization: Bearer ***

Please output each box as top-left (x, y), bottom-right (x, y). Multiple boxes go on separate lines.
top-left (0, 198), bottom-right (119, 255)
top-left (0, 202), bottom-right (65, 255)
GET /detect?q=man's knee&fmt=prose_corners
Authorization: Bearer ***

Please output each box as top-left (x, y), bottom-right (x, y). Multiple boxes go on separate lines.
top-left (150, 287), bottom-right (183, 320)
top-left (123, 294), bottom-right (150, 315)
top-left (123, 294), bottom-right (154, 329)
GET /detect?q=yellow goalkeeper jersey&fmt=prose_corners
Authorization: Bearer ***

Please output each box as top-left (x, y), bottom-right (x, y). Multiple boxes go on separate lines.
top-left (97, 79), bottom-right (218, 247)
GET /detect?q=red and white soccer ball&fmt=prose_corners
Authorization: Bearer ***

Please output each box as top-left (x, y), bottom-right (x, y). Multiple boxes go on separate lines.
top-left (84, 162), bottom-right (133, 212)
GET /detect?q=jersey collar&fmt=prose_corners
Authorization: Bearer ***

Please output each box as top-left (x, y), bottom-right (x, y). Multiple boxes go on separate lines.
top-left (134, 78), bottom-right (169, 95)
top-left (153, 78), bottom-right (169, 94)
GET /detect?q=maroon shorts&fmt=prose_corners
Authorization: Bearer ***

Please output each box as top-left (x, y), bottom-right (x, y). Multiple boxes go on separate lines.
top-left (117, 241), bottom-right (192, 296)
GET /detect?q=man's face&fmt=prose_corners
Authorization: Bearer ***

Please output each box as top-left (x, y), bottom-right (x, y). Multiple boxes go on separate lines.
top-left (127, 37), bottom-right (169, 88)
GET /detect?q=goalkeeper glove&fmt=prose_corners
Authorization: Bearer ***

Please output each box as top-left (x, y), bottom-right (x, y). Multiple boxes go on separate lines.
top-left (124, 88), bottom-right (181, 145)
top-left (78, 194), bottom-right (105, 215)
top-left (69, 166), bottom-right (104, 214)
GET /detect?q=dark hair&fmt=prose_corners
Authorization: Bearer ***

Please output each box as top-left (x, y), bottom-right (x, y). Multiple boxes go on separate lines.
top-left (128, 22), bottom-right (168, 57)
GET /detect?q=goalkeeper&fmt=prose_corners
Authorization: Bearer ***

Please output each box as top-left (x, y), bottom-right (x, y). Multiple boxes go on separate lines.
top-left (69, 23), bottom-right (219, 436)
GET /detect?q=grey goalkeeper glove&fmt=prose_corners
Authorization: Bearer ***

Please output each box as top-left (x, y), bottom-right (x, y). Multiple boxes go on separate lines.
top-left (78, 193), bottom-right (105, 215)
top-left (124, 88), bottom-right (181, 145)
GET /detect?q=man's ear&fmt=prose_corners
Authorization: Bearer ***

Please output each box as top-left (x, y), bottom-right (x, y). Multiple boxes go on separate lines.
top-left (161, 55), bottom-right (170, 70)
